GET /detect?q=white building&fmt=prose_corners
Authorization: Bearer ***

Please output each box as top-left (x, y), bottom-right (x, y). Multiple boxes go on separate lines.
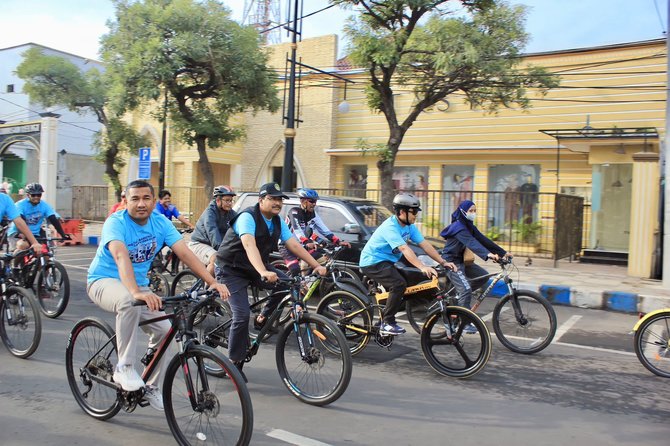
top-left (0, 43), bottom-right (106, 217)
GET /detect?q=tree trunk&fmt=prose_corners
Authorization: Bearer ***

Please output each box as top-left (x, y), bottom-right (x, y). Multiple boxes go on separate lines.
top-left (195, 135), bottom-right (214, 197)
top-left (378, 129), bottom-right (404, 209)
top-left (104, 144), bottom-right (122, 201)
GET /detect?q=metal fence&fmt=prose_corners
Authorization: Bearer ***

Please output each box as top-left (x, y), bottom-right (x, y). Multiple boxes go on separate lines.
top-left (315, 188), bottom-right (584, 261)
top-left (74, 185), bottom-right (584, 260)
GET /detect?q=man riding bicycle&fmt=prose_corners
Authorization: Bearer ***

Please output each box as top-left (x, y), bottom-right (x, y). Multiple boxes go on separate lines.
top-left (155, 189), bottom-right (195, 230)
top-left (359, 193), bottom-right (456, 335)
top-left (87, 179), bottom-right (229, 411)
top-left (216, 183), bottom-right (327, 381)
top-left (280, 188), bottom-right (351, 277)
top-left (9, 182), bottom-right (70, 253)
top-left (189, 185), bottom-right (237, 276)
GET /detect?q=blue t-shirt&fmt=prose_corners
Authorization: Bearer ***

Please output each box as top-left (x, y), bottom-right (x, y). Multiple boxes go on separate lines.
top-left (0, 193), bottom-right (19, 221)
top-left (233, 212), bottom-right (293, 243)
top-left (155, 203), bottom-right (180, 220)
top-left (8, 198), bottom-right (56, 236)
top-left (359, 216), bottom-right (425, 267)
top-left (87, 210), bottom-right (182, 286)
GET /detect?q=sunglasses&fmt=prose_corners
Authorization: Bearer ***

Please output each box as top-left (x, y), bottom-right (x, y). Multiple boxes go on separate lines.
top-left (30, 194), bottom-right (42, 198)
top-left (408, 208), bottom-right (419, 215)
top-left (307, 199), bottom-right (317, 204)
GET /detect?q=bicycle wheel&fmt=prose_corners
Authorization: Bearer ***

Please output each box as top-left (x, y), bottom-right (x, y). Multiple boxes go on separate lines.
top-left (0, 286), bottom-right (41, 358)
top-left (35, 260), bottom-right (70, 318)
top-left (406, 296), bottom-right (438, 334)
top-left (634, 311), bottom-right (670, 378)
top-left (189, 300), bottom-right (233, 378)
top-left (164, 345), bottom-right (253, 446)
top-left (319, 267), bottom-right (360, 297)
top-left (316, 290), bottom-right (372, 356)
top-left (171, 270), bottom-right (201, 296)
top-left (276, 313), bottom-right (352, 406)
top-left (65, 317), bottom-right (121, 420)
top-left (149, 271), bottom-right (171, 298)
top-left (421, 306), bottom-right (491, 378)
top-left (492, 290), bottom-right (557, 354)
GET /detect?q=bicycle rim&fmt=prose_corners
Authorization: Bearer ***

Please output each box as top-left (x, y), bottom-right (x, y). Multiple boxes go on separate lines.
top-left (634, 312), bottom-right (670, 378)
top-left (492, 290), bottom-right (557, 354)
top-left (35, 261), bottom-right (70, 318)
top-left (316, 290), bottom-right (371, 356)
top-left (164, 346), bottom-right (253, 446)
top-left (149, 272), bottom-right (170, 298)
top-left (0, 287), bottom-right (41, 358)
top-left (65, 317), bottom-right (121, 420)
top-left (171, 270), bottom-right (201, 296)
top-left (405, 296), bottom-right (436, 334)
top-left (276, 313), bottom-right (352, 406)
top-left (421, 307), bottom-right (491, 378)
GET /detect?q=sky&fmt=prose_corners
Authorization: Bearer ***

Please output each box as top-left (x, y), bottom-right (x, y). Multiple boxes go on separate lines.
top-left (0, 0), bottom-right (667, 61)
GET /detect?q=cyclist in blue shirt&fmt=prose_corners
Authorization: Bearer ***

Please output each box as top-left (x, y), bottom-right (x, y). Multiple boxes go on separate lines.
top-left (9, 183), bottom-right (69, 253)
top-left (216, 182), bottom-right (327, 381)
top-left (155, 189), bottom-right (195, 230)
top-left (359, 193), bottom-right (456, 335)
top-left (87, 179), bottom-right (229, 411)
top-left (0, 190), bottom-right (42, 254)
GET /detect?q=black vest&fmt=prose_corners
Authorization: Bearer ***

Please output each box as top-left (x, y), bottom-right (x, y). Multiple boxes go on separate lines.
top-left (216, 204), bottom-right (282, 276)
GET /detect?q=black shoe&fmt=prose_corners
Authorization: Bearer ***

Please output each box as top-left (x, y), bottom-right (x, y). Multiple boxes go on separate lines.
top-left (234, 361), bottom-right (248, 383)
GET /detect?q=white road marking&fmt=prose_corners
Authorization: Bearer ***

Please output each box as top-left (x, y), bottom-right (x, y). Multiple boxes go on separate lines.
top-left (553, 315), bottom-right (582, 342)
top-left (267, 429), bottom-right (333, 446)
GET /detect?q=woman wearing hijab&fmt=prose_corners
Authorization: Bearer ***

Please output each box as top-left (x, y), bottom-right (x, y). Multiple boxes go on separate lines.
top-left (440, 200), bottom-right (509, 331)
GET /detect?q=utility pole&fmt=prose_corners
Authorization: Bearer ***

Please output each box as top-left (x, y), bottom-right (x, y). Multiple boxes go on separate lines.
top-left (159, 88), bottom-right (168, 192)
top-left (663, 0), bottom-right (670, 286)
top-left (281, 0), bottom-right (300, 192)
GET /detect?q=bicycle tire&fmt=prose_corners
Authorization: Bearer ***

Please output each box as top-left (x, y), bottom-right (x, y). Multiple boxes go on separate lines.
top-left (316, 290), bottom-right (372, 356)
top-left (65, 317), bottom-right (121, 420)
top-left (0, 286), bottom-right (41, 358)
top-left (492, 290), bottom-right (557, 354)
top-left (163, 345), bottom-right (253, 446)
top-left (35, 260), bottom-right (70, 318)
top-left (148, 271), bottom-right (171, 298)
top-left (275, 313), bottom-right (352, 406)
top-left (406, 296), bottom-right (437, 334)
top-left (170, 269), bottom-right (201, 296)
top-left (318, 266), bottom-right (360, 297)
top-left (188, 299), bottom-right (233, 378)
top-left (634, 311), bottom-right (670, 378)
top-left (421, 306), bottom-right (491, 378)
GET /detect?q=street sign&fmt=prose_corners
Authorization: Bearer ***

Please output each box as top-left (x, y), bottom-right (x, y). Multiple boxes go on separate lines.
top-left (138, 147), bottom-right (151, 179)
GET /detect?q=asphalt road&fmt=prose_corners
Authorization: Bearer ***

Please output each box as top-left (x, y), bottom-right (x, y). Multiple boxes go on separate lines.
top-left (0, 245), bottom-right (668, 446)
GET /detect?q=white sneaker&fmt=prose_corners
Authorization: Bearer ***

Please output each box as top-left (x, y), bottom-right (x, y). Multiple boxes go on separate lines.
top-left (143, 385), bottom-right (164, 411)
top-left (112, 364), bottom-right (145, 391)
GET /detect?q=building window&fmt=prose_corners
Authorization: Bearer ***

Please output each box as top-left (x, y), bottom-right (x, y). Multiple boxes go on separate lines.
top-left (6, 84), bottom-right (14, 93)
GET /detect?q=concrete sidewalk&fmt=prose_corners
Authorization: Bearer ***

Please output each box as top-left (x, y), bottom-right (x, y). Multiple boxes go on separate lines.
top-left (79, 220), bottom-right (670, 314)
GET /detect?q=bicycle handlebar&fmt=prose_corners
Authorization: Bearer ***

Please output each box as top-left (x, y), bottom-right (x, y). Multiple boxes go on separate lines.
top-left (132, 288), bottom-right (216, 307)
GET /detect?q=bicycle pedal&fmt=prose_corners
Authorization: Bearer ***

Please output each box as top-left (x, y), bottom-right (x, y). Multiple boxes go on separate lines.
top-left (138, 399), bottom-right (150, 408)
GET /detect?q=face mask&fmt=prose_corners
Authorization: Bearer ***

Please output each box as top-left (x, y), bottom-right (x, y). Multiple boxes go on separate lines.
top-left (465, 212), bottom-right (476, 221)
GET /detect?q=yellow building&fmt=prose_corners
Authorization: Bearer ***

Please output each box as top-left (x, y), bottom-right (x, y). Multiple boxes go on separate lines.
top-left (126, 36), bottom-right (665, 278)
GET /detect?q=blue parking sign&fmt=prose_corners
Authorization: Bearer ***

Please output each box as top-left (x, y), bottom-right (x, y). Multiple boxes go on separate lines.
top-left (138, 147), bottom-right (151, 179)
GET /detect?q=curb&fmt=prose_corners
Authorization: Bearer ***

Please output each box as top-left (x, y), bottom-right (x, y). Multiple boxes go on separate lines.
top-left (535, 285), bottom-right (668, 314)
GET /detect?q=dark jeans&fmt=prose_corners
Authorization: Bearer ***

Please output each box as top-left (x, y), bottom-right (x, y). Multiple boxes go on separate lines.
top-left (360, 261), bottom-right (407, 325)
top-left (446, 263), bottom-right (489, 308)
top-left (216, 264), bottom-right (290, 362)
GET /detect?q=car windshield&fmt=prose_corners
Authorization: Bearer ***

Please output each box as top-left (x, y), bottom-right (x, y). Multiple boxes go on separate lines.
top-left (352, 204), bottom-right (392, 230)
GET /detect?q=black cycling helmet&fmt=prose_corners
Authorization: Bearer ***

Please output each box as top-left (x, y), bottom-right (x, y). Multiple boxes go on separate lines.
top-left (25, 183), bottom-right (45, 195)
top-left (392, 193), bottom-right (421, 212)
top-left (212, 185), bottom-right (236, 198)
top-left (297, 188), bottom-right (319, 200)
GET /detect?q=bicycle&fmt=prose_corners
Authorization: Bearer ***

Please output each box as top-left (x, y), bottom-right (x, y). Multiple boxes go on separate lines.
top-left (65, 288), bottom-right (253, 446)
top-left (404, 257), bottom-right (557, 355)
top-left (0, 247), bottom-right (42, 359)
top-left (8, 235), bottom-right (70, 319)
top-left (185, 274), bottom-right (353, 406)
top-left (152, 228), bottom-right (193, 277)
top-left (633, 308), bottom-right (670, 378)
top-left (317, 264), bottom-right (491, 378)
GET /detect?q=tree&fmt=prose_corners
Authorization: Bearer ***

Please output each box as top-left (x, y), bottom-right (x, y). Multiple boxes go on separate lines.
top-left (334, 0), bottom-right (560, 207)
top-left (15, 48), bottom-right (146, 200)
top-left (101, 0), bottom-right (280, 195)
